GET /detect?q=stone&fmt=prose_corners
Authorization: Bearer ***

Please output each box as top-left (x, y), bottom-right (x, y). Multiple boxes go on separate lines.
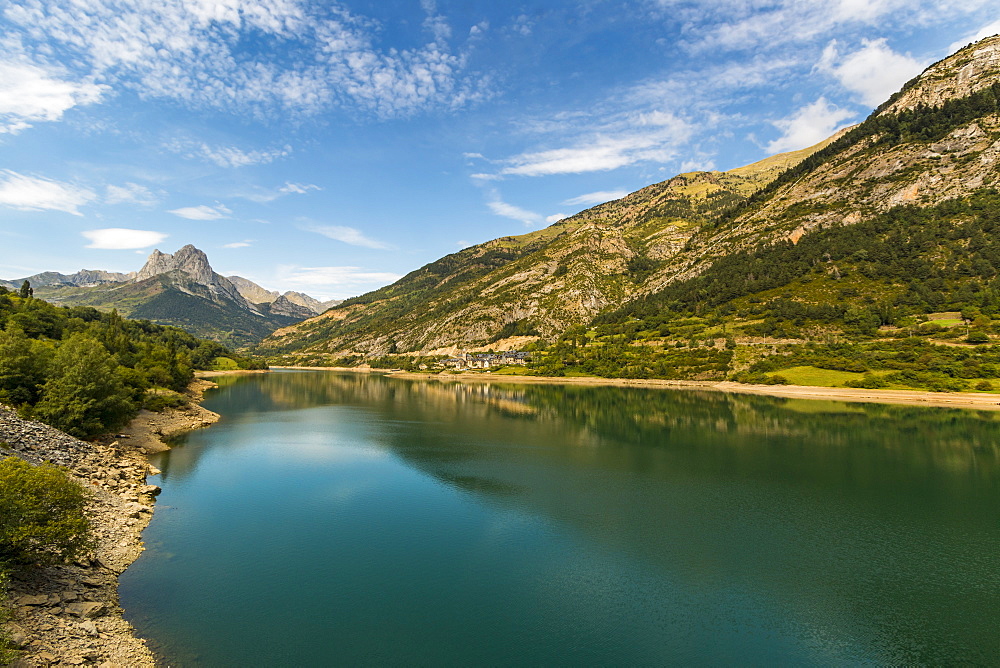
top-left (140, 484), bottom-right (161, 496)
top-left (14, 594), bottom-right (49, 606)
top-left (64, 602), bottom-right (107, 618)
top-left (78, 620), bottom-right (99, 637)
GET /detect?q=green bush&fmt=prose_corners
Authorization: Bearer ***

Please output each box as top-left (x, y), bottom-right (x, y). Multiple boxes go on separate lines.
top-left (966, 331), bottom-right (990, 344)
top-left (143, 389), bottom-right (190, 412)
top-left (975, 380), bottom-right (994, 391)
top-left (0, 569), bottom-right (19, 663)
top-left (0, 457), bottom-right (92, 566)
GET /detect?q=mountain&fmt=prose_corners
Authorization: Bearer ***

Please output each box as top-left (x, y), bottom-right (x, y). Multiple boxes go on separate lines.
top-left (258, 34), bottom-right (1000, 363)
top-left (226, 276), bottom-right (341, 315)
top-left (0, 269), bottom-right (134, 290)
top-left (5, 245), bottom-right (323, 347)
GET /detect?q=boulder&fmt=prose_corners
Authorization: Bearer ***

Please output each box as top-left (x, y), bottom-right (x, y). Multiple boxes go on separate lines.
top-left (64, 602), bottom-right (107, 618)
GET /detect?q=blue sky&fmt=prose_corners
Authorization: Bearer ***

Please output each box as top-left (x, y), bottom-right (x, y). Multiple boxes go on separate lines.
top-left (0, 0), bottom-right (997, 300)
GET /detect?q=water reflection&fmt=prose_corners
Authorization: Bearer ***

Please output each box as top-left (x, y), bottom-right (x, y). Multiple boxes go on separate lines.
top-left (147, 371), bottom-right (1000, 665)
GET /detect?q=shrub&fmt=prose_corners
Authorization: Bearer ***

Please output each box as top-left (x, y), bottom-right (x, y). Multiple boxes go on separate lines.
top-left (975, 380), bottom-right (994, 391)
top-left (0, 457), bottom-right (92, 566)
top-left (845, 373), bottom-right (889, 389)
top-left (143, 389), bottom-right (190, 412)
top-left (966, 331), bottom-right (990, 344)
top-left (0, 569), bottom-right (19, 663)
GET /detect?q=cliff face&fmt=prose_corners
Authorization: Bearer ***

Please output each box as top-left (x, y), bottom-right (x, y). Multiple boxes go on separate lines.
top-left (258, 33), bottom-right (1000, 360)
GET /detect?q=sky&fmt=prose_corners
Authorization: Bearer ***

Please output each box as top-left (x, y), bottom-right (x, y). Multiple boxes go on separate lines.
top-left (1, 1), bottom-right (998, 300)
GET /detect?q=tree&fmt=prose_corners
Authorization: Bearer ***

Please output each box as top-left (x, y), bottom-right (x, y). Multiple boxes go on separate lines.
top-left (0, 457), bottom-right (91, 565)
top-left (32, 334), bottom-right (136, 438)
top-left (17, 281), bottom-right (31, 299)
top-left (0, 327), bottom-right (51, 406)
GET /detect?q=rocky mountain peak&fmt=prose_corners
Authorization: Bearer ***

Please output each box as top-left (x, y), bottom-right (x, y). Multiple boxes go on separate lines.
top-left (880, 33), bottom-right (1000, 116)
top-left (135, 245), bottom-right (212, 284)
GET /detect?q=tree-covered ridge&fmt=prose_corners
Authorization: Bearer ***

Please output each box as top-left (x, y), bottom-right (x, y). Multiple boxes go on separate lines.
top-left (0, 286), bottom-right (264, 438)
top-left (601, 189), bottom-right (1000, 329)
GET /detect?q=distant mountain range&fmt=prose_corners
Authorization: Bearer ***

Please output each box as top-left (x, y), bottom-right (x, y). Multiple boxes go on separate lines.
top-left (2, 245), bottom-right (339, 346)
top-left (257, 34), bottom-right (1000, 362)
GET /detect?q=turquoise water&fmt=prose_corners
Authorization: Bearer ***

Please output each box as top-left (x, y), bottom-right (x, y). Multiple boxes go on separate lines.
top-left (119, 371), bottom-right (1000, 666)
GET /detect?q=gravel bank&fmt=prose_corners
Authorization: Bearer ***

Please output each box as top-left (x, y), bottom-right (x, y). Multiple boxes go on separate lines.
top-left (1, 379), bottom-right (221, 667)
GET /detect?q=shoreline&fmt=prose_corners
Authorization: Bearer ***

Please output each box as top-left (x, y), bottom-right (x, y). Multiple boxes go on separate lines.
top-left (0, 377), bottom-right (223, 667)
top-left (274, 366), bottom-right (1000, 411)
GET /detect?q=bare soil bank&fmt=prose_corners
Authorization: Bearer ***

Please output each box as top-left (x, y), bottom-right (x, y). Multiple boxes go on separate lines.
top-left (1, 379), bottom-right (221, 667)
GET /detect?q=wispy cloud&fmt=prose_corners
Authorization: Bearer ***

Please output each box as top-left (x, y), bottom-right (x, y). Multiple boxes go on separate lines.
top-left (82, 228), bottom-right (167, 249)
top-left (818, 38), bottom-right (926, 106)
top-left (239, 182), bottom-right (322, 203)
top-left (766, 97), bottom-right (855, 153)
top-left (486, 193), bottom-right (544, 226)
top-left (949, 20), bottom-right (1000, 53)
top-left (223, 240), bottom-right (253, 249)
top-left (500, 112), bottom-right (691, 177)
top-left (0, 170), bottom-right (96, 215)
top-left (0, 60), bottom-right (106, 134)
top-left (563, 190), bottom-right (629, 207)
top-left (307, 225), bottom-right (393, 250)
top-left (545, 213), bottom-right (568, 223)
top-left (279, 182), bottom-right (321, 195)
top-left (106, 182), bottom-right (158, 206)
top-left (166, 140), bottom-right (291, 167)
top-left (168, 203), bottom-right (232, 220)
top-left (648, 0), bottom-right (991, 54)
top-left (4, 0), bottom-right (490, 119)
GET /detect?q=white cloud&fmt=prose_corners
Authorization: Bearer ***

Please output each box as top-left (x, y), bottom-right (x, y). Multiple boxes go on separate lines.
top-left (307, 225), bottom-right (392, 250)
top-left (479, 106), bottom-right (692, 180)
top-left (545, 213), bottom-right (568, 223)
top-left (650, 0), bottom-right (966, 53)
top-left (168, 203), bottom-right (232, 220)
top-left (948, 20), bottom-right (1000, 54)
top-left (563, 190), bottom-right (630, 207)
top-left (82, 228), bottom-right (167, 249)
top-left (0, 61), bottom-right (106, 134)
top-left (223, 240), bottom-right (253, 248)
top-left (105, 182), bottom-right (158, 206)
top-left (766, 97), bottom-right (855, 153)
top-left (818, 39), bottom-right (926, 106)
top-left (277, 265), bottom-right (402, 299)
top-left (486, 194), bottom-right (544, 226)
top-left (166, 140), bottom-right (291, 167)
top-left (0, 170), bottom-right (96, 215)
top-left (279, 182), bottom-right (321, 195)
top-left (239, 182), bottom-right (321, 203)
top-left (3, 0), bottom-right (488, 119)
top-left (680, 158), bottom-right (716, 172)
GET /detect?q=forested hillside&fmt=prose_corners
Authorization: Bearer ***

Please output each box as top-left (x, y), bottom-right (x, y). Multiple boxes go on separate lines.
top-left (0, 285), bottom-right (264, 438)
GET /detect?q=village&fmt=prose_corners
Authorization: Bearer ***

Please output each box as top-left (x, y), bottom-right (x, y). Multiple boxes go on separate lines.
top-left (438, 351), bottom-right (531, 370)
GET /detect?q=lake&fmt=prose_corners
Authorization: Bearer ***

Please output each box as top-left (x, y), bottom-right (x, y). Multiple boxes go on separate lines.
top-left (118, 370), bottom-right (1000, 666)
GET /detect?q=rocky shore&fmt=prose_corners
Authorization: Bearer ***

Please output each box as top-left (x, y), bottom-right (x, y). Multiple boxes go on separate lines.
top-left (1, 380), bottom-right (221, 667)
